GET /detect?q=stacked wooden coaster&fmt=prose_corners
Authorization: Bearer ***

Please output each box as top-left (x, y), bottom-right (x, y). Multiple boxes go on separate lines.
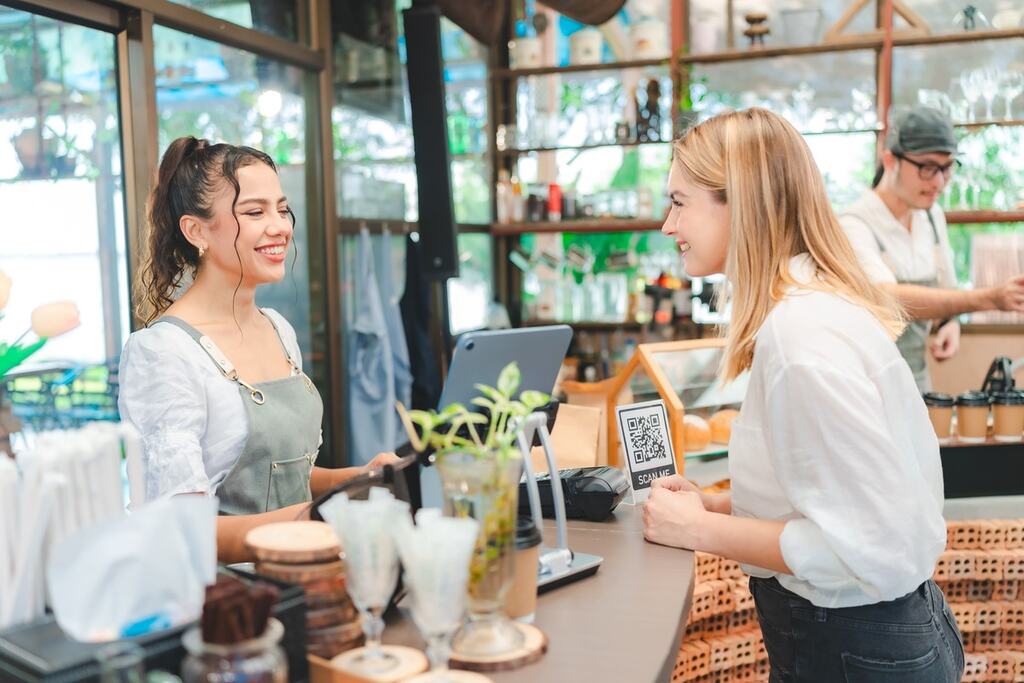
top-left (245, 521), bottom-right (363, 659)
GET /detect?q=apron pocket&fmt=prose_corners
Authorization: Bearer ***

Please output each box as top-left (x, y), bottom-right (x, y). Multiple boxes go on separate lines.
top-left (268, 453), bottom-right (314, 510)
top-left (842, 647), bottom-right (947, 683)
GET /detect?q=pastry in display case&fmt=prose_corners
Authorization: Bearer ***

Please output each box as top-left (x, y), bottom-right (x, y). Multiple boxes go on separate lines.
top-left (561, 338), bottom-right (748, 473)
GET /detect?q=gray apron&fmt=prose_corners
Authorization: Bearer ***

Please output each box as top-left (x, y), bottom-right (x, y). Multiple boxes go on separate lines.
top-left (152, 313), bottom-right (323, 515)
top-left (857, 209), bottom-right (942, 392)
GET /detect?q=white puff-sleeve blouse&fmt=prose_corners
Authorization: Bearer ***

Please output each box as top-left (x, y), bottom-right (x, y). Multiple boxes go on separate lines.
top-left (117, 308), bottom-right (303, 502)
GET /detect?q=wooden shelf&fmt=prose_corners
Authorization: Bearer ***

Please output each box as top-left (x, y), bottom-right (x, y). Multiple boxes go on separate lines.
top-left (492, 219), bottom-right (664, 235)
top-left (953, 119), bottom-right (1024, 131)
top-left (522, 319), bottom-right (646, 331)
top-left (678, 36), bottom-right (882, 65)
top-left (892, 27), bottom-right (1024, 48)
top-left (497, 139), bottom-right (670, 156)
top-left (944, 210), bottom-right (1024, 224)
top-left (491, 58), bottom-right (669, 79)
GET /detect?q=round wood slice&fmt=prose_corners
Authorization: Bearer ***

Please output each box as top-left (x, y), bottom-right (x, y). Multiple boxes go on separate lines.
top-left (449, 623), bottom-right (547, 672)
top-left (405, 671), bottom-right (493, 683)
top-left (245, 521), bottom-right (341, 563)
top-left (307, 602), bottom-right (358, 630)
top-left (307, 618), bottom-right (364, 646)
top-left (309, 638), bottom-right (362, 660)
top-left (303, 575), bottom-right (350, 608)
top-left (329, 645), bottom-right (428, 682)
top-left (255, 559), bottom-right (344, 583)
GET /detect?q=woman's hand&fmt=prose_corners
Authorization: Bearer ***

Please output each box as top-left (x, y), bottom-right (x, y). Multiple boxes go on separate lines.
top-left (642, 487), bottom-right (708, 550)
top-left (652, 474), bottom-right (731, 514)
top-left (363, 451), bottom-right (401, 471)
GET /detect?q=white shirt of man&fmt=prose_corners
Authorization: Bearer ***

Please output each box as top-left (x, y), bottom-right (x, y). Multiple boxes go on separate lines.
top-left (838, 189), bottom-right (958, 288)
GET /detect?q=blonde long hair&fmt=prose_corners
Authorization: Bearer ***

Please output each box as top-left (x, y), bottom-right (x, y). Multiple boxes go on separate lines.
top-left (672, 108), bottom-right (905, 380)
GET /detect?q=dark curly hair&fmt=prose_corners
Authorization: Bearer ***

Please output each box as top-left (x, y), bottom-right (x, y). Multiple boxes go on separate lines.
top-left (135, 136), bottom-right (293, 325)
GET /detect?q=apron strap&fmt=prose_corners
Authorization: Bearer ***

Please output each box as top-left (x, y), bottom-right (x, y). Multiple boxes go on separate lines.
top-left (150, 315), bottom-right (267, 405)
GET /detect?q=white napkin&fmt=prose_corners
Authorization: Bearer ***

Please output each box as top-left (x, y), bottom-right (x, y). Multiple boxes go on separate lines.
top-left (319, 487), bottom-right (409, 611)
top-left (392, 508), bottom-right (478, 635)
top-left (46, 495), bottom-right (217, 642)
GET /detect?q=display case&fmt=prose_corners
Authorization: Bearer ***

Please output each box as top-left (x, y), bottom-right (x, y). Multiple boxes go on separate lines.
top-left (560, 338), bottom-right (747, 473)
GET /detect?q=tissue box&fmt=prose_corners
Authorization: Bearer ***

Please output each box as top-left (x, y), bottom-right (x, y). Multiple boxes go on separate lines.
top-left (0, 569), bottom-right (307, 682)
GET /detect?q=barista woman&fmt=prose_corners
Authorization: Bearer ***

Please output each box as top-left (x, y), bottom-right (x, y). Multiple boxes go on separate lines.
top-left (119, 137), bottom-right (395, 563)
top-left (645, 109), bottom-right (963, 681)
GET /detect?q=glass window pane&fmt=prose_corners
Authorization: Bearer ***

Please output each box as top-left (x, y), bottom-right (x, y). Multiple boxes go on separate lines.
top-left (518, 230), bottom-right (680, 324)
top-left (512, 68), bottom-right (672, 149)
top-left (937, 125), bottom-right (1024, 212)
top-left (333, 0), bottom-right (415, 221)
top-left (332, 7), bottom-right (490, 224)
top-left (514, 144), bottom-right (672, 221)
top-left (154, 26), bottom-right (313, 368)
top-left (448, 232), bottom-right (493, 334)
top-left (0, 9), bottom-right (128, 384)
top-left (513, 0), bottom-right (671, 68)
top-left (893, 40), bottom-right (1024, 125)
top-left (691, 50), bottom-right (879, 134)
top-left (902, 0), bottom-right (1021, 34)
top-left (948, 223), bottom-right (1024, 324)
top-left (167, 0), bottom-right (298, 41)
top-left (689, 0), bottom-right (876, 53)
top-left (804, 131), bottom-right (877, 207)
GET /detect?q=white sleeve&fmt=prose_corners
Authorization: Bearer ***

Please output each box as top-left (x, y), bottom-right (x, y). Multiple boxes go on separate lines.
top-left (839, 213), bottom-right (898, 285)
top-left (118, 329), bottom-right (210, 499)
top-left (764, 360), bottom-right (946, 602)
top-left (933, 210), bottom-right (959, 289)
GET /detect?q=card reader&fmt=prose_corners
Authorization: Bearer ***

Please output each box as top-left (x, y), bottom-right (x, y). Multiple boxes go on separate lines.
top-left (518, 466), bottom-right (629, 523)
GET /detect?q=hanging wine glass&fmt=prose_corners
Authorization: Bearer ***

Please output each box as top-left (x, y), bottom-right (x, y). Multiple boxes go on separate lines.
top-left (959, 69), bottom-right (982, 123)
top-left (978, 67), bottom-right (1001, 122)
top-left (998, 69), bottom-right (1024, 121)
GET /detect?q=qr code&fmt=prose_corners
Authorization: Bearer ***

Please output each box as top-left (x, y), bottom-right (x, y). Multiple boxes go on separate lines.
top-left (626, 413), bottom-right (666, 463)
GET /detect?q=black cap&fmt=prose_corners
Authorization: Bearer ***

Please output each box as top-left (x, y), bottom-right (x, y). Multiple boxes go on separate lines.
top-left (886, 106), bottom-right (958, 156)
top-left (923, 392), bottom-right (955, 407)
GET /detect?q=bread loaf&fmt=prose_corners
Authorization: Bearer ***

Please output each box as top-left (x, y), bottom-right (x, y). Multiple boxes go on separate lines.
top-left (709, 409), bottom-right (739, 445)
top-left (683, 413), bottom-right (711, 451)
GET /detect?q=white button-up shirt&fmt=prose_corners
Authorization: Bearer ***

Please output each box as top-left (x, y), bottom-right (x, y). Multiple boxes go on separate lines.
top-left (729, 254), bottom-right (947, 608)
top-left (838, 190), bottom-right (957, 287)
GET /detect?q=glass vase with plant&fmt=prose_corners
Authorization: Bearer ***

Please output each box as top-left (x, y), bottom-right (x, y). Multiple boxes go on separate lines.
top-left (397, 362), bottom-right (549, 658)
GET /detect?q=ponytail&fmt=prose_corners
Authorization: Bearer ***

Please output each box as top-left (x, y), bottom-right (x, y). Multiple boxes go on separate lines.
top-left (134, 137), bottom-right (277, 324)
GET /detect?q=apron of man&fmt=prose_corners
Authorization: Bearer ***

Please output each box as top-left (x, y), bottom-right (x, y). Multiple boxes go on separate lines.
top-left (152, 314), bottom-right (323, 514)
top-left (868, 209), bottom-right (943, 393)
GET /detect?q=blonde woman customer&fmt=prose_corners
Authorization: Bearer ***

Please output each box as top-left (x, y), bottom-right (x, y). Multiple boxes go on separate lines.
top-left (119, 137), bottom-right (396, 563)
top-left (644, 109), bottom-right (963, 681)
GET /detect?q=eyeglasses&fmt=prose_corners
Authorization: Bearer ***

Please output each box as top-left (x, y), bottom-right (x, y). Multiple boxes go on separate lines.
top-left (895, 153), bottom-right (961, 181)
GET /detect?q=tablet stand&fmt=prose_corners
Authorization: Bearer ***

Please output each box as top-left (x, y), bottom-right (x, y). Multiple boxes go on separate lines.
top-left (515, 413), bottom-right (603, 591)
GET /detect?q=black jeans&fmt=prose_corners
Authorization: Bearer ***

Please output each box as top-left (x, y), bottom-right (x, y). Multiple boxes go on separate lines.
top-left (749, 576), bottom-right (965, 682)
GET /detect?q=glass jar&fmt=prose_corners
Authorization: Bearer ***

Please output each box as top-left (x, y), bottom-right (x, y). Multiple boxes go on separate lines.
top-left (181, 618), bottom-right (286, 683)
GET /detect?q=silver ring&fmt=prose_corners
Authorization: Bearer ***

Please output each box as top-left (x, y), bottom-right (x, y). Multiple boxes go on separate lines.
top-left (251, 389), bottom-right (266, 405)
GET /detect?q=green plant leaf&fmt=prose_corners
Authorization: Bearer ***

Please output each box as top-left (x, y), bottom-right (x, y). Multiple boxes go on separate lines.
top-left (519, 390), bottom-right (550, 411)
top-left (496, 362), bottom-right (520, 398)
top-left (471, 396), bottom-right (496, 411)
top-left (473, 384), bottom-right (505, 404)
top-left (0, 339), bottom-right (46, 377)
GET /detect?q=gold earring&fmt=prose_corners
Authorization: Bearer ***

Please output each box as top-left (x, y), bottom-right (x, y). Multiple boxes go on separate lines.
top-left (198, 245), bottom-right (206, 258)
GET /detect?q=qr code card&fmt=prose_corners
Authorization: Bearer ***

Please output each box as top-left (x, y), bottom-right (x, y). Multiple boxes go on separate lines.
top-left (615, 399), bottom-right (677, 502)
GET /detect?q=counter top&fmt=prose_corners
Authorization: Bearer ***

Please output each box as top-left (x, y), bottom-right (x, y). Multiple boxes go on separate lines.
top-left (379, 504), bottom-right (694, 683)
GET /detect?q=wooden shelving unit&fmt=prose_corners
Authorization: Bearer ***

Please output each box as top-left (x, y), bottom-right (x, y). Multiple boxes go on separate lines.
top-left (486, 1), bottom-right (1024, 331)
top-left (492, 219), bottom-right (664, 236)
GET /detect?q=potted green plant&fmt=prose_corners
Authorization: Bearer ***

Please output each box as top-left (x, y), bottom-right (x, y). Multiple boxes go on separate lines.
top-left (397, 362), bottom-right (549, 658)
top-left (0, 271), bottom-right (81, 456)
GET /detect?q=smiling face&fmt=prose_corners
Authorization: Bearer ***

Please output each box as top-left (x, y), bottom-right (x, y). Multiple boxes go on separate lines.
top-left (201, 163), bottom-right (293, 286)
top-left (660, 162), bottom-right (731, 278)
